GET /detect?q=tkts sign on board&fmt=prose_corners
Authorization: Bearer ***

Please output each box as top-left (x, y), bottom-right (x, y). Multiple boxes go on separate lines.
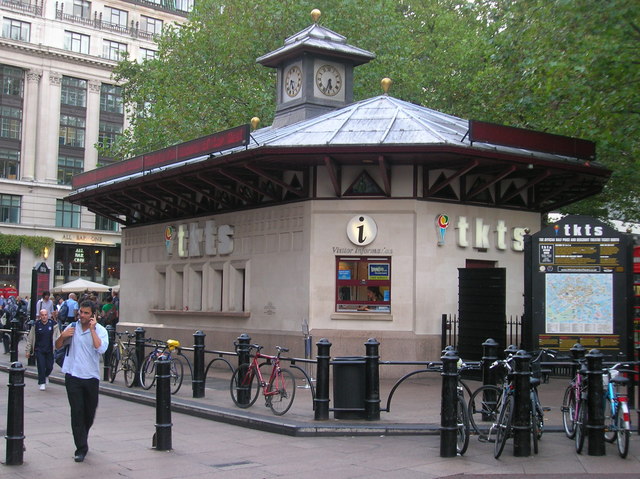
top-left (165, 220), bottom-right (234, 258)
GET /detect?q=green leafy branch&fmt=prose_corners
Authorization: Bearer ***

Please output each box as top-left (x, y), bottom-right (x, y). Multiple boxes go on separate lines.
top-left (0, 234), bottom-right (54, 257)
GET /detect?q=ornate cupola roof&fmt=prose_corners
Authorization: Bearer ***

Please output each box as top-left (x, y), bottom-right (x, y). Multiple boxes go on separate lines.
top-left (256, 9), bottom-right (375, 128)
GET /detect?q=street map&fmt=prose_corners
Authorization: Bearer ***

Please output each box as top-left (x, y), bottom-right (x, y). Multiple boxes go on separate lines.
top-left (545, 273), bottom-right (613, 334)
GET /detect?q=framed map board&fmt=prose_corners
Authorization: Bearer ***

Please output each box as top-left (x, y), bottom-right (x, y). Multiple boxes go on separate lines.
top-left (523, 216), bottom-right (634, 358)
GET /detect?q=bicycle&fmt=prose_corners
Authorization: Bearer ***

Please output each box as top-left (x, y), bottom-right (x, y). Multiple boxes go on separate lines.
top-left (108, 330), bottom-right (137, 387)
top-left (229, 344), bottom-right (296, 416)
top-left (603, 363), bottom-right (632, 458)
top-left (561, 358), bottom-right (588, 439)
top-left (139, 339), bottom-right (185, 395)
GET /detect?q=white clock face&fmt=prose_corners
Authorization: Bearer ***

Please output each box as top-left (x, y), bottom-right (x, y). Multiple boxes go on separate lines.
top-left (284, 65), bottom-right (302, 98)
top-left (315, 64), bottom-right (342, 97)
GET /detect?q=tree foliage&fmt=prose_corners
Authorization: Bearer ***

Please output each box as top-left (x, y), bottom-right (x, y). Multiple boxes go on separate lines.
top-left (108, 0), bottom-right (640, 222)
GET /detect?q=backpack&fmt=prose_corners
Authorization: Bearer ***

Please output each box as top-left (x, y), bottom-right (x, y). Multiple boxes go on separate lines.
top-left (58, 301), bottom-right (69, 322)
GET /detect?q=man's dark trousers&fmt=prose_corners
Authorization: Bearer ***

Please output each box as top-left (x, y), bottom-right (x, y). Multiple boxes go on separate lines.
top-left (35, 349), bottom-right (53, 384)
top-left (65, 374), bottom-right (99, 455)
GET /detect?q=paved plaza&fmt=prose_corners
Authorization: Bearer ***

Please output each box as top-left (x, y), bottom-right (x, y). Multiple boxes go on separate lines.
top-left (0, 348), bottom-right (639, 478)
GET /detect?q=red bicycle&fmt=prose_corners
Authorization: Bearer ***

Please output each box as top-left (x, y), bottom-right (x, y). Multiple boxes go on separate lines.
top-left (230, 344), bottom-right (296, 416)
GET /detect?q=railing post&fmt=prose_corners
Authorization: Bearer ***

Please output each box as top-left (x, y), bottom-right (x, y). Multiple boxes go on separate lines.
top-left (104, 325), bottom-right (115, 381)
top-left (9, 318), bottom-right (20, 363)
top-left (153, 357), bottom-right (172, 451)
top-left (482, 338), bottom-right (498, 387)
top-left (235, 333), bottom-right (251, 406)
top-left (513, 350), bottom-right (532, 457)
top-left (440, 350), bottom-right (458, 457)
top-left (364, 338), bottom-right (380, 421)
top-left (192, 330), bottom-right (205, 398)
top-left (134, 327), bottom-right (146, 387)
top-left (314, 338), bottom-right (331, 421)
top-left (570, 343), bottom-right (586, 377)
top-left (5, 361), bottom-right (25, 465)
top-left (586, 349), bottom-right (605, 456)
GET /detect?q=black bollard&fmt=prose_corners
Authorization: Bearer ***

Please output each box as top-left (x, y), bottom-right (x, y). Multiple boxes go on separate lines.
top-left (314, 338), bottom-right (331, 421)
top-left (570, 343), bottom-right (586, 376)
top-left (104, 325), bottom-right (115, 381)
top-left (153, 357), bottom-right (172, 451)
top-left (364, 338), bottom-right (380, 421)
top-left (234, 333), bottom-right (251, 406)
top-left (5, 361), bottom-right (25, 465)
top-left (586, 349), bottom-right (605, 456)
top-left (482, 338), bottom-right (499, 386)
top-left (440, 350), bottom-right (459, 457)
top-left (134, 327), bottom-right (146, 387)
top-left (192, 330), bottom-right (205, 398)
top-left (9, 318), bottom-right (20, 363)
top-left (512, 350), bottom-right (532, 457)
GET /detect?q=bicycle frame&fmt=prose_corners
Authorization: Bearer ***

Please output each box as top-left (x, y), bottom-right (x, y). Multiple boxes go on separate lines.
top-left (247, 349), bottom-right (284, 397)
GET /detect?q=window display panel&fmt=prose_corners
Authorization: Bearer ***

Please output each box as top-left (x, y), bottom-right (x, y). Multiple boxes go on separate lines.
top-left (336, 256), bottom-right (390, 312)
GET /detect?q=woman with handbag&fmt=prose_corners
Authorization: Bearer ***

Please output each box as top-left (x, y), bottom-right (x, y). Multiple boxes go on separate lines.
top-left (25, 309), bottom-right (61, 390)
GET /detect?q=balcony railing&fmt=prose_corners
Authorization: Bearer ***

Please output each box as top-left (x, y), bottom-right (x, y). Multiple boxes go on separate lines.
top-left (0, 0), bottom-right (43, 16)
top-left (55, 4), bottom-right (157, 41)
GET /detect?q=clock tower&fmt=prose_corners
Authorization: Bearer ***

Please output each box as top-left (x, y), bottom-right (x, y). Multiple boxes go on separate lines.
top-left (256, 9), bottom-right (375, 128)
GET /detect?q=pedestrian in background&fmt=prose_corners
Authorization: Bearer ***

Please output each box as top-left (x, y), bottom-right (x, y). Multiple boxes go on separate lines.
top-left (26, 308), bottom-right (60, 390)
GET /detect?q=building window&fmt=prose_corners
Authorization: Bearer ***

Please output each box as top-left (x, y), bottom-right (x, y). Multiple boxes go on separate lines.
top-left (2, 18), bottom-right (30, 42)
top-left (140, 16), bottom-right (163, 35)
top-left (0, 148), bottom-right (19, 179)
top-left (175, 0), bottom-right (194, 12)
top-left (0, 66), bottom-right (23, 97)
top-left (0, 194), bottom-right (20, 223)
top-left (95, 214), bottom-right (118, 231)
top-left (139, 48), bottom-right (157, 62)
top-left (61, 76), bottom-right (87, 107)
top-left (55, 199), bottom-right (80, 228)
top-left (103, 40), bottom-right (127, 61)
top-left (59, 114), bottom-right (85, 148)
top-left (104, 6), bottom-right (128, 27)
top-left (57, 155), bottom-right (84, 185)
top-left (335, 256), bottom-right (391, 312)
top-left (72, 0), bottom-right (91, 19)
top-left (0, 106), bottom-right (21, 140)
top-left (98, 121), bottom-right (122, 149)
top-left (100, 84), bottom-right (123, 114)
top-left (64, 31), bottom-right (90, 54)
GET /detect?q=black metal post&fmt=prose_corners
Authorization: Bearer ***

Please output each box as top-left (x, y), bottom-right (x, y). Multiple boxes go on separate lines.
top-left (570, 343), bottom-right (586, 375)
top-left (192, 330), bottom-right (205, 398)
top-left (5, 361), bottom-right (25, 465)
top-left (482, 338), bottom-right (498, 387)
top-left (364, 338), bottom-right (380, 421)
top-left (512, 350), bottom-right (532, 457)
top-left (104, 325), bottom-right (115, 381)
top-left (314, 338), bottom-right (331, 421)
top-left (9, 318), bottom-right (20, 363)
top-left (440, 350), bottom-right (458, 457)
top-left (235, 333), bottom-right (251, 406)
top-left (134, 327), bottom-right (146, 387)
top-left (153, 357), bottom-right (172, 451)
top-left (586, 349), bottom-right (605, 456)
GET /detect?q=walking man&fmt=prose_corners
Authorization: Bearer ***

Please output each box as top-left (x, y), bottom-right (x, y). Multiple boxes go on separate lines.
top-left (55, 300), bottom-right (109, 462)
top-left (25, 309), bottom-right (60, 390)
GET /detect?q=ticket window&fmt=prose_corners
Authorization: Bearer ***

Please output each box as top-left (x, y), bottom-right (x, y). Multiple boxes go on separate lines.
top-left (335, 256), bottom-right (391, 312)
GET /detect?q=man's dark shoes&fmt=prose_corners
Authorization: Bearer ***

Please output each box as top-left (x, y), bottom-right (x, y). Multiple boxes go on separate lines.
top-left (74, 453), bottom-right (86, 462)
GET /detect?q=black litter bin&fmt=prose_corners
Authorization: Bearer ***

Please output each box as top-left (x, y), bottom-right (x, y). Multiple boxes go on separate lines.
top-left (332, 356), bottom-right (366, 419)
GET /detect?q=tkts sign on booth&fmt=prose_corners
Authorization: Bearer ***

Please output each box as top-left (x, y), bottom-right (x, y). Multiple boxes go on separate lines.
top-left (165, 221), bottom-right (234, 258)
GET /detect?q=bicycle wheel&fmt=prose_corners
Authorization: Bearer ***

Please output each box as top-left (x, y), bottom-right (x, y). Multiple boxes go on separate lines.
top-left (139, 354), bottom-right (157, 390)
top-left (531, 404), bottom-right (540, 454)
top-left (267, 368), bottom-right (296, 416)
top-left (230, 364), bottom-right (260, 408)
top-left (457, 395), bottom-right (470, 455)
top-left (561, 385), bottom-right (577, 438)
top-left (108, 348), bottom-right (120, 383)
top-left (604, 395), bottom-right (615, 443)
top-left (575, 399), bottom-right (587, 454)
top-left (169, 356), bottom-right (184, 395)
top-left (494, 395), bottom-right (513, 459)
top-left (532, 389), bottom-right (544, 440)
top-left (468, 385), bottom-right (501, 438)
top-left (616, 401), bottom-right (630, 458)
top-left (123, 353), bottom-right (138, 388)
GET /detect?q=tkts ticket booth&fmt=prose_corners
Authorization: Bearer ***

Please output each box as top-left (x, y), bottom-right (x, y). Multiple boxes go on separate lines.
top-left (523, 215), bottom-right (635, 359)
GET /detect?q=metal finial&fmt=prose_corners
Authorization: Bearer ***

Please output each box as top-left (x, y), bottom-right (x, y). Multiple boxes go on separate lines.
top-left (250, 117), bottom-right (260, 130)
top-left (381, 78), bottom-right (392, 94)
top-left (311, 9), bottom-right (321, 23)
